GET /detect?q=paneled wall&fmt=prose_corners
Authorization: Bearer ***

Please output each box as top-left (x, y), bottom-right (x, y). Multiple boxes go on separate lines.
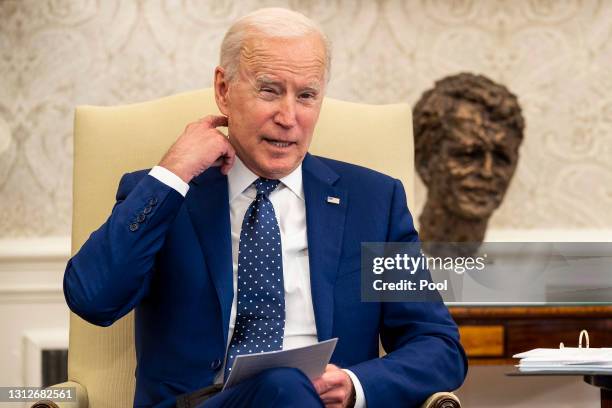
top-left (1, 0), bottom-right (612, 238)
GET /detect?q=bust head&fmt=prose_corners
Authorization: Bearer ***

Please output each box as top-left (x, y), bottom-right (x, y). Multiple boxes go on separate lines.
top-left (413, 73), bottom-right (525, 222)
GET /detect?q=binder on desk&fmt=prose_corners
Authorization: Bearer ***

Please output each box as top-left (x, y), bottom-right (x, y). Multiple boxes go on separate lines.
top-left (514, 330), bottom-right (612, 373)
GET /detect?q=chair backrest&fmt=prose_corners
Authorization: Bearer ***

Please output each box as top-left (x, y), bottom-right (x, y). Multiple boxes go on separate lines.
top-left (69, 88), bottom-right (414, 407)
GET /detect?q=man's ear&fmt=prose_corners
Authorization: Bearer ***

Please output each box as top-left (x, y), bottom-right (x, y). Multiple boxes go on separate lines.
top-left (214, 66), bottom-right (230, 116)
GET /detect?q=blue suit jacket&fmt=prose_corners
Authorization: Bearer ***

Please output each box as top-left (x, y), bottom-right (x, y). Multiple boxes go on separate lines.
top-left (64, 153), bottom-right (467, 407)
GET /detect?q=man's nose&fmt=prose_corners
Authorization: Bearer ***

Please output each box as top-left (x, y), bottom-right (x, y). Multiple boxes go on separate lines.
top-left (274, 97), bottom-right (297, 129)
top-left (481, 152), bottom-right (494, 178)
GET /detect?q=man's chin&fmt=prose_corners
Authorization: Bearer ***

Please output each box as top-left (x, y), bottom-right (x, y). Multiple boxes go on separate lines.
top-left (447, 199), bottom-right (498, 220)
top-left (454, 205), bottom-right (496, 220)
top-left (255, 162), bottom-right (298, 180)
top-left (237, 153), bottom-right (293, 179)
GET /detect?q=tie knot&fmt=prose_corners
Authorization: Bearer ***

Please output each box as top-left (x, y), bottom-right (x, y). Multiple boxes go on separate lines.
top-left (254, 178), bottom-right (280, 197)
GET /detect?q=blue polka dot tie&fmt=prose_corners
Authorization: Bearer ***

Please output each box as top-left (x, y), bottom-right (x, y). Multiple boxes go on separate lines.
top-left (224, 178), bottom-right (285, 380)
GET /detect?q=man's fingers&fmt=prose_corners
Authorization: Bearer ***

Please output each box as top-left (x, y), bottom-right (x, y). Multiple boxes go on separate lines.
top-left (224, 140), bottom-right (236, 160)
top-left (201, 115), bottom-right (228, 128)
top-left (312, 378), bottom-right (323, 394)
top-left (212, 153), bottom-right (232, 169)
top-left (220, 150), bottom-right (236, 175)
top-left (313, 367), bottom-right (353, 408)
top-left (220, 155), bottom-right (235, 175)
top-left (324, 372), bottom-right (346, 388)
top-left (312, 377), bottom-right (331, 395)
top-left (313, 374), bottom-right (344, 396)
top-left (218, 136), bottom-right (236, 174)
top-left (320, 389), bottom-right (348, 408)
top-left (320, 388), bottom-right (344, 402)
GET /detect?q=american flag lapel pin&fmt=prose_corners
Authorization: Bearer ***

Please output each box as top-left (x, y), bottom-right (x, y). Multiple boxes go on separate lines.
top-left (326, 196), bottom-right (340, 205)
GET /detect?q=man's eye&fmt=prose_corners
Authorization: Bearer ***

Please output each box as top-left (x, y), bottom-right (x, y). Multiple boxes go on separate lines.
top-left (299, 92), bottom-right (316, 100)
top-left (451, 148), bottom-right (483, 164)
top-left (493, 149), bottom-right (512, 165)
top-left (260, 88), bottom-right (277, 94)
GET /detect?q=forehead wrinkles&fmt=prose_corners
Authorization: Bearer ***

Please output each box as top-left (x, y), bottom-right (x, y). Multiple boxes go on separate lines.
top-left (239, 41), bottom-right (326, 78)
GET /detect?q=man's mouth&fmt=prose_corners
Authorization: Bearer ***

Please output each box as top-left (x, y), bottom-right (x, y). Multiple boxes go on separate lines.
top-left (462, 186), bottom-right (495, 195)
top-left (459, 185), bottom-right (500, 204)
top-left (263, 138), bottom-right (295, 148)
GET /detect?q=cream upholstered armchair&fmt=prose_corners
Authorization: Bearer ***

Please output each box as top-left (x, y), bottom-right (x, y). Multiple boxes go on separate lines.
top-left (35, 88), bottom-right (461, 408)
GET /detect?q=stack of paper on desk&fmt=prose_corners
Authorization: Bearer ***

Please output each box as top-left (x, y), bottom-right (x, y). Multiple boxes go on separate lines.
top-left (514, 348), bottom-right (612, 373)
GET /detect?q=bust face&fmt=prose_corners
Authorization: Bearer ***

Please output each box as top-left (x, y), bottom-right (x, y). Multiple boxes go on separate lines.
top-left (430, 103), bottom-right (521, 219)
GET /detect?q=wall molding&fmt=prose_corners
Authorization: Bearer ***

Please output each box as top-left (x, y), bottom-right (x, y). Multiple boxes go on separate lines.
top-left (0, 237), bottom-right (70, 262)
top-left (485, 229), bottom-right (612, 242)
top-left (22, 329), bottom-right (69, 387)
top-left (0, 236), bottom-right (70, 303)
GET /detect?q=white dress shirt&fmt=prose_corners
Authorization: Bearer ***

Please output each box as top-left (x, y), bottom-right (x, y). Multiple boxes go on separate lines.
top-left (149, 160), bottom-right (366, 407)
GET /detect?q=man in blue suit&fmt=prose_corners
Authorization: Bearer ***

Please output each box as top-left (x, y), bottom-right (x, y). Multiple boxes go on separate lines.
top-left (63, 8), bottom-right (467, 408)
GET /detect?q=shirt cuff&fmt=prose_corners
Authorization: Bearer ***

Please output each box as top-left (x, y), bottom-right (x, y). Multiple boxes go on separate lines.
top-left (343, 369), bottom-right (366, 408)
top-left (148, 166), bottom-right (189, 197)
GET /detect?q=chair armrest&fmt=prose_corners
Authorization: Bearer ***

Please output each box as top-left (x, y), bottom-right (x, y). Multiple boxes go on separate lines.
top-left (30, 381), bottom-right (88, 408)
top-left (419, 392), bottom-right (461, 408)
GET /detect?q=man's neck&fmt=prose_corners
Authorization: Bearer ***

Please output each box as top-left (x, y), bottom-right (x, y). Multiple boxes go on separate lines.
top-left (227, 156), bottom-right (303, 201)
top-left (418, 197), bottom-right (489, 244)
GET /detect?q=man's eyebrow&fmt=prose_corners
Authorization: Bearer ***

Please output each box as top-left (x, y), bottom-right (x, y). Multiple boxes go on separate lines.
top-left (448, 135), bottom-right (483, 148)
top-left (254, 76), bottom-right (322, 93)
top-left (255, 76), bottom-right (281, 86)
top-left (302, 84), bottom-right (321, 93)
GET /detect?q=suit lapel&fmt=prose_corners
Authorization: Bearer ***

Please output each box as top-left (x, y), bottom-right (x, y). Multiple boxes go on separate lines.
top-left (303, 154), bottom-right (347, 341)
top-left (183, 157), bottom-right (347, 344)
top-left (185, 168), bottom-right (233, 346)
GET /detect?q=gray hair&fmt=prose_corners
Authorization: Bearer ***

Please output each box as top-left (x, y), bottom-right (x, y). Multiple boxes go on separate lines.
top-left (220, 8), bottom-right (332, 82)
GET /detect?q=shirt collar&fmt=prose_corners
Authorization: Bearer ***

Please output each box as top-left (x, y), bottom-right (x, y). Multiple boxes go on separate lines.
top-left (227, 156), bottom-right (304, 202)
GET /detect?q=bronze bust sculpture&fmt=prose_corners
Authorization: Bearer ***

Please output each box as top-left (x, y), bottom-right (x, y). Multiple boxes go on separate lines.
top-left (413, 73), bottom-right (525, 254)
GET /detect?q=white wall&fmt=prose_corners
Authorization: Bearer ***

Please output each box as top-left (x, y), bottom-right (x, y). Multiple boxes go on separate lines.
top-left (0, 238), bottom-right (70, 389)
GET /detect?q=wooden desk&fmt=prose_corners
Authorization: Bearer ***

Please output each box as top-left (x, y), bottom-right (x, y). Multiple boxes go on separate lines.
top-left (450, 306), bottom-right (612, 365)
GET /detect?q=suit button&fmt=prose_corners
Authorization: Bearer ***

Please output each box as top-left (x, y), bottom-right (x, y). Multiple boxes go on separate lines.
top-left (148, 197), bottom-right (158, 207)
top-left (143, 205), bottom-right (152, 215)
top-left (129, 223), bottom-right (139, 232)
top-left (210, 358), bottom-right (222, 370)
top-left (136, 213), bottom-right (146, 223)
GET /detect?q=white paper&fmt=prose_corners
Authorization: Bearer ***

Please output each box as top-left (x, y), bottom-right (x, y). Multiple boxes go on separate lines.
top-left (223, 338), bottom-right (338, 390)
top-left (514, 347), bottom-right (612, 373)
top-left (513, 347), bottom-right (612, 360)
top-left (517, 365), bottom-right (612, 373)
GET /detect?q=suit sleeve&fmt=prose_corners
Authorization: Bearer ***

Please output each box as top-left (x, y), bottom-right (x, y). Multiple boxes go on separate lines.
top-left (63, 172), bottom-right (184, 327)
top-left (348, 179), bottom-right (468, 407)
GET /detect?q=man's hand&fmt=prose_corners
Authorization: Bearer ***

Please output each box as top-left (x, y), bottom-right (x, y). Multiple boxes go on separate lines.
top-left (312, 364), bottom-right (356, 408)
top-left (158, 115), bottom-right (235, 183)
